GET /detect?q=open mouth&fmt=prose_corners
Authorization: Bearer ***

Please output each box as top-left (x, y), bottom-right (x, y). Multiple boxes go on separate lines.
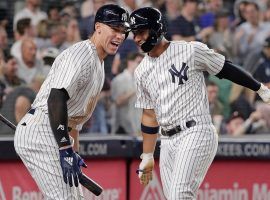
top-left (111, 41), bottom-right (120, 48)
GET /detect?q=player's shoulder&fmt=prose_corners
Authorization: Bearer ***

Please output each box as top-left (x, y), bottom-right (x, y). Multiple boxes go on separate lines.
top-left (134, 56), bottom-right (148, 76)
top-left (67, 40), bottom-right (96, 59)
top-left (170, 40), bottom-right (208, 49)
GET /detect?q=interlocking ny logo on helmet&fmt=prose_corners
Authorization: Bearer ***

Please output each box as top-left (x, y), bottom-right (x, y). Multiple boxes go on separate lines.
top-left (130, 7), bottom-right (166, 52)
top-left (94, 4), bottom-right (130, 30)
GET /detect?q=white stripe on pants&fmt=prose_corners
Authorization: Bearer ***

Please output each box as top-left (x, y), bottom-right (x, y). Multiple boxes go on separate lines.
top-left (159, 124), bottom-right (218, 200)
top-left (14, 109), bottom-right (84, 200)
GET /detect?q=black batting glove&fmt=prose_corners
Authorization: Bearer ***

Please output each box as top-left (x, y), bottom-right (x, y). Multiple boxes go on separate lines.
top-left (59, 147), bottom-right (87, 187)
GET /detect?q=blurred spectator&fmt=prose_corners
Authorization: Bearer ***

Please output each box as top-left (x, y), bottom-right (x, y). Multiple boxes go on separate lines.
top-left (136, 0), bottom-right (153, 7)
top-left (232, 0), bottom-right (248, 28)
top-left (0, 50), bottom-right (4, 76)
top-left (230, 92), bottom-right (255, 119)
top-left (111, 52), bottom-right (143, 135)
top-left (118, 0), bottom-right (137, 13)
top-left (0, 50), bottom-right (5, 107)
top-left (169, 0), bottom-right (213, 42)
top-left (60, 1), bottom-right (78, 20)
top-left (65, 18), bottom-right (81, 46)
top-left (207, 81), bottom-right (224, 134)
top-left (11, 18), bottom-right (35, 58)
top-left (47, 4), bottom-right (61, 23)
top-left (35, 19), bottom-right (50, 54)
top-left (254, 36), bottom-right (270, 88)
top-left (208, 75), bottom-right (232, 119)
top-left (208, 9), bottom-right (234, 60)
top-left (227, 37), bottom-right (270, 111)
top-left (80, 0), bottom-right (94, 18)
top-left (163, 0), bottom-right (181, 39)
top-left (79, 0), bottom-right (105, 40)
top-left (262, 1), bottom-right (270, 22)
top-left (234, 1), bottom-right (270, 65)
top-left (199, 0), bottom-right (223, 28)
top-left (256, 102), bottom-right (270, 131)
top-left (83, 78), bottom-right (111, 134)
top-left (41, 47), bottom-right (59, 74)
top-left (0, 27), bottom-right (8, 56)
top-left (17, 38), bottom-right (46, 84)
top-left (0, 8), bottom-right (9, 30)
top-left (0, 54), bottom-right (25, 96)
top-left (13, 0), bottom-right (47, 32)
top-left (45, 22), bottom-right (68, 52)
top-left (207, 81), bottom-right (223, 117)
top-left (0, 75), bottom-right (44, 135)
top-left (111, 39), bottom-right (138, 76)
top-left (222, 111), bottom-right (267, 136)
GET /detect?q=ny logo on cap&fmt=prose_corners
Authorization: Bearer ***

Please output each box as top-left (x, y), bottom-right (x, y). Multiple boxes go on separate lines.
top-left (122, 13), bottom-right (128, 21)
top-left (130, 16), bottom-right (136, 25)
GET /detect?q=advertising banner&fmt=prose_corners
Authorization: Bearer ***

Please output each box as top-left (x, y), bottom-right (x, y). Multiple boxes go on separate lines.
top-left (129, 160), bottom-right (270, 200)
top-left (0, 159), bottom-right (126, 200)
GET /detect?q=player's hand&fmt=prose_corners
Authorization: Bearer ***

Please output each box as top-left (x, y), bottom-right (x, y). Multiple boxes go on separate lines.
top-left (59, 147), bottom-right (87, 187)
top-left (137, 153), bottom-right (154, 186)
top-left (257, 84), bottom-right (270, 104)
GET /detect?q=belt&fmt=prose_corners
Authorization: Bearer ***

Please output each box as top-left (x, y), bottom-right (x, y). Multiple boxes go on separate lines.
top-left (161, 120), bottom-right (196, 137)
top-left (28, 108), bottom-right (35, 115)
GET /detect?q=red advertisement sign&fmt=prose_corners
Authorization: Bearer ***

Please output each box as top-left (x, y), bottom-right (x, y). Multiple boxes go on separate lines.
top-left (0, 159), bottom-right (126, 200)
top-left (129, 160), bottom-right (270, 200)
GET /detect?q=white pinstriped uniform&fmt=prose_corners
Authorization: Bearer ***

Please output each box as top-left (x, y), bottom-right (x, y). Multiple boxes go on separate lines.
top-left (135, 41), bottom-right (225, 199)
top-left (14, 40), bottom-right (105, 199)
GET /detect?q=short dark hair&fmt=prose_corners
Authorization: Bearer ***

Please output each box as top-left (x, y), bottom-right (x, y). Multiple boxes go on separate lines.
top-left (118, 52), bottom-right (144, 73)
top-left (246, 1), bottom-right (260, 11)
top-left (183, 0), bottom-right (199, 4)
top-left (126, 52), bottom-right (144, 61)
top-left (16, 18), bottom-right (31, 35)
top-left (263, 37), bottom-right (270, 48)
top-left (227, 111), bottom-right (244, 123)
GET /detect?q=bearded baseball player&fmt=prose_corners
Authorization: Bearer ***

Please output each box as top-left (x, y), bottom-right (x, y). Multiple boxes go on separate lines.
top-left (14, 4), bottom-right (130, 199)
top-left (130, 7), bottom-right (270, 199)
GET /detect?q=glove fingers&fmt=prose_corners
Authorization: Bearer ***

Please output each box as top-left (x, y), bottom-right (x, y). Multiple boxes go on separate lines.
top-left (74, 173), bottom-right (79, 187)
top-left (68, 171), bottom-right (73, 187)
top-left (63, 170), bottom-right (68, 184)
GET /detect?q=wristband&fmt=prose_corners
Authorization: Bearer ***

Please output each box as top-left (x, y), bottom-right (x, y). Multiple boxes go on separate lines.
top-left (141, 123), bottom-right (159, 134)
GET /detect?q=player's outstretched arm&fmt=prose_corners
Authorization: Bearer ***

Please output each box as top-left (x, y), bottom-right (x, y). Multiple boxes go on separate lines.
top-left (47, 88), bottom-right (87, 187)
top-left (216, 60), bottom-right (270, 103)
top-left (137, 109), bottom-right (159, 186)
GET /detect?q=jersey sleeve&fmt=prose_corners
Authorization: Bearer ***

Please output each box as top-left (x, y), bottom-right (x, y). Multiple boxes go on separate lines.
top-left (193, 41), bottom-right (225, 75)
top-left (50, 50), bottom-right (92, 98)
top-left (134, 68), bottom-right (155, 109)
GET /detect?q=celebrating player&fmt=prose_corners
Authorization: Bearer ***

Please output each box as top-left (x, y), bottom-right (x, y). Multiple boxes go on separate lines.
top-left (130, 7), bottom-right (270, 199)
top-left (14, 4), bottom-right (130, 199)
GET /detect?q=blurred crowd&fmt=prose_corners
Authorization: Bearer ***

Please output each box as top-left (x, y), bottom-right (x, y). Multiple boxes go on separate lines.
top-left (0, 0), bottom-right (270, 137)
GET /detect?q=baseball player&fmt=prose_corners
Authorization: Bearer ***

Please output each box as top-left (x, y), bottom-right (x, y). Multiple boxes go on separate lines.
top-left (14, 4), bottom-right (130, 199)
top-left (130, 7), bottom-right (270, 199)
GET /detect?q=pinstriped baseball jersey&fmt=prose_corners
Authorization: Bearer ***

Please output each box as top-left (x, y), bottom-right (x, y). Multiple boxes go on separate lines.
top-left (32, 40), bottom-right (105, 130)
top-left (14, 40), bottom-right (104, 199)
top-left (135, 41), bottom-right (225, 130)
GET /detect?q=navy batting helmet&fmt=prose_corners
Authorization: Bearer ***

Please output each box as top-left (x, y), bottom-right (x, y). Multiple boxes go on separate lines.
top-left (130, 7), bottom-right (166, 52)
top-left (94, 4), bottom-right (130, 31)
